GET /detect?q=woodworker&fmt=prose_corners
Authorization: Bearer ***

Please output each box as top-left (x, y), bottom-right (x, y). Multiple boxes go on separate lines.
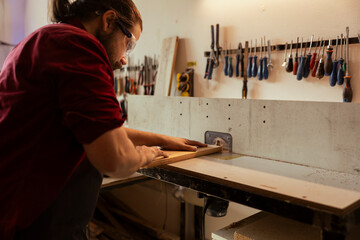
top-left (0, 0), bottom-right (206, 239)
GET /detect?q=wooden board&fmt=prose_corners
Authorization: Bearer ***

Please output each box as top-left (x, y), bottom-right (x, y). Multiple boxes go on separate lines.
top-left (143, 145), bottom-right (222, 168)
top-left (168, 155), bottom-right (360, 213)
top-left (154, 36), bottom-right (179, 96)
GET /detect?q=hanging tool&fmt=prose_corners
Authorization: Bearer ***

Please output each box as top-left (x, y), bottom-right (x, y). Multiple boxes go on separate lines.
top-left (247, 40), bottom-right (253, 78)
top-left (242, 41), bottom-right (249, 99)
top-left (258, 38), bottom-right (264, 80)
top-left (311, 39), bottom-right (323, 78)
top-left (296, 38), bottom-right (305, 80)
top-left (262, 37), bottom-right (269, 80)
top-left (286, 40), bottom-right (293, 73)
top-left (293, 37), bottom-right (299, 75)
top-left (337, 34), bottom-right (345, 85)
top-left (324, 39), bottom-right (333, 76)
top-left (329, 36), bottom-right (339, 87)
top-left (252, 39), bottom-right (258, 77)
top-left (224, 42), bottom-right (229, 76)
top-left (315, 39), bottom-right (326, 79)
top-left (228, 44), bottom-right (234, 77)
top-left (235, 43), bottom-right (243, 77)
top-left (310, 38), bottom-right (319, 70)
top-left (343, 27), bottom-right (352, 103)
top-left (303, 35), bottom-right (314, 78)
top-left (282, 42), bottom-right (288, 67)
top-left (215, 24), bottom-right (221, 66)
top-left (267, 40), bottom-right (273, 71)
top-left (204, 24), bottom-right (220, 80)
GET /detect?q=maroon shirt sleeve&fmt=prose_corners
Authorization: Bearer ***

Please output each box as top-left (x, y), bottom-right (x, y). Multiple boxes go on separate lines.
top-left (43, 26), bottom-right (125, 144)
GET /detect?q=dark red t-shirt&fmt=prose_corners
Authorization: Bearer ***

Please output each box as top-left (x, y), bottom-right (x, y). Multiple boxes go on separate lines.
top-left (0, 19), bottom-right (125, 238)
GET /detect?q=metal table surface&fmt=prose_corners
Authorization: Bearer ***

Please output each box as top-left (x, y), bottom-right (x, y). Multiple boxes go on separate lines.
top-left (138, 152), bottom-right (360, 240)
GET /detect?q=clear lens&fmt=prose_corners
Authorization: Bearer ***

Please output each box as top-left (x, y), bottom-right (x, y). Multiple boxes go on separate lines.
top-left (125, 34), bottom-right (137, 56)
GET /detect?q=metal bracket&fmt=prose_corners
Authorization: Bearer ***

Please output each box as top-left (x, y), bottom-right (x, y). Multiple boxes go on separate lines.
top-left (204, 131), bottom-right (232, 152)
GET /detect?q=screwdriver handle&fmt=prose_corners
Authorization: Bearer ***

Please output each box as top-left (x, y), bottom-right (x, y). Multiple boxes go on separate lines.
top-left (303, 54), bottom-right (312, 78)
top-left (316, 59), bottom-right (325, 79)
top-left (235, 54), bottom-right (240, 77)
top-left (286, 56), bottom-right (293, 73)
top-left (258, 58), bottom-right (263, 80)
top-left (247, 56), bottom-right (253, 78)
top-left (324, 50), bottom-right (333, 76)
top-left (204, 58), bottom-right (210, 79)
top-left (311, 60), bottom-right (319, 77)
top-left (310, 53), bottom-right (317, 70)
top-left (240, 55), bottom-right (244, 77)
top-left (293, 56), bottom-right (298, 75)
top-left (337, 59), bottom-right (345, 85)
top-left (228, 57), bottom-right (233, 77)
top-left (329, 61), bottom-right (338, 86)
top-left (208, 59), bottom-right (214, 80)
top-left (224, 56), bottom-right (229, 76)
top-left (343, 76), bottom-right (352, 102)
top-left (252, 56), bottom-right (258, 77)
top-left (242, 80), bottom-right (248, 99)
top-left (262, 57), bottom-right (268, 80)
top-left (296, 57), bottom-right (305, 80)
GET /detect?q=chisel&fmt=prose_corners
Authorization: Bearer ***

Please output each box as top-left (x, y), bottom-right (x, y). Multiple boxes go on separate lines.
top-left (324, 39), bottom-right (333, 76)
top-left (310, 38), bottom-right (319, 70)
top-left (286, 40), bottom-right (293, 73)
top-left (243, 41), bottom-right (249, 99)
top-left (343, 26), bottom-right (352, 102)
top-left (247, 40), bottom-right (253, 78)
top-left (293, 37), bottom-right (299, 75)
top-left (224, 42), bottom-right (229, 76)
top-left (262, 38), bottom-right (269, 79)
top-left (329, 36), bottom-right (339, 87)
top-left (337, 34), bottom-right (345, 85)
top-left (252, 39), bottom-right (258, 77)
top-left (258, 38), bottom-right (264, 80)
top-left (303, 35), bottom-right (314, 78)
top-left (228, 44), bottom-right (233, 78)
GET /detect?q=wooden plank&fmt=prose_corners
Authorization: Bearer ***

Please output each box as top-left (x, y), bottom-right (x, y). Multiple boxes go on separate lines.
top-left (167, 156), bottom-right (360, 213)
top-left (144, 145), bottom-right (222, 168)
top-left (154, 36), bottom-right (179, 96)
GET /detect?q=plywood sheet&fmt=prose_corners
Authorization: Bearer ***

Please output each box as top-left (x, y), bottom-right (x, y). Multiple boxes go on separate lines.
top-left (154, 36), bottom-right (179, 96)
top-left (143, 145), bottom-right (222, 168)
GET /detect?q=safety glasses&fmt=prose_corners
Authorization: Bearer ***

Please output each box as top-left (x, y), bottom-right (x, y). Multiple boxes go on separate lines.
top-left (115, 20), bottom-right (137, 56)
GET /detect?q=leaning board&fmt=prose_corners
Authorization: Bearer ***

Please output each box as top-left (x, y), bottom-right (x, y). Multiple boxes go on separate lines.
top-left (143, 145), bottom-right (222, 168)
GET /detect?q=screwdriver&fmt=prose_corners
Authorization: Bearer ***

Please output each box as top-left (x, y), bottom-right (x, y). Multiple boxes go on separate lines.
top-left (262, 38), bottom-right (269, 80)
top-left (310, 38), bottom-right (319, 70)
top-left (228, 44), bottom-right (233, 77)
top-left (258, 38), bottom-right (263, 80)
top-left (235, 42), bottom-right (242, 77)
top-left (337, 34), bottom-right (345, 85)
top-left (329, 36), bottom-right (339, 87)
top-left (343, 26), bottom-right (352, 102)
top-left (315, 39), bottom-right (326, 79)
top-left (286, 40), bottom-right (293, 73)
top-left (252, 39), bottom-right (258, 77)
top-left (296, 38), bottom-right (305, 80)
top-left (303, 35), bottom-right (314, 78)
top-left (243, 41), bottom-right (249, 99)
top-left (293, 37), bottom-right (299, 75)
top-left (311, 39), bottom-right (322, 78)
top-left (282, 42), bottom-right (288, 67)
top-left (224, 42), bottom-right (229, 76)
top-left (324, 39), bottom-right (333, 76)
top-left (247, 40), bottom-right (253, 78)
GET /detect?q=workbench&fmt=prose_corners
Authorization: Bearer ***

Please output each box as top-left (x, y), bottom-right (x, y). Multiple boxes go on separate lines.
top-left (125, 95), bottom-right (360, 240)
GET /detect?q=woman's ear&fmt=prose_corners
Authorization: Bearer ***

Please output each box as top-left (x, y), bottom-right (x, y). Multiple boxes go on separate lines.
top-left (100, 10), bottom-right (117, 33)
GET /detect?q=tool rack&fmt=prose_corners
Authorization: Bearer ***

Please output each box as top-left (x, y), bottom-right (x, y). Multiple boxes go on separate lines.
top-left (204, 37), bottom-right (359, 57)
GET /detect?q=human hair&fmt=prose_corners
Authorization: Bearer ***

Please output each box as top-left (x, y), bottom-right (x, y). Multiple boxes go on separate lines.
top-left (48, 0), bottom-right (142, 31)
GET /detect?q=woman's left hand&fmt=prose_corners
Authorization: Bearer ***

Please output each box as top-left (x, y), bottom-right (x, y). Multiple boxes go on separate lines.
top-left (161, 136), bottom-right (207, 152)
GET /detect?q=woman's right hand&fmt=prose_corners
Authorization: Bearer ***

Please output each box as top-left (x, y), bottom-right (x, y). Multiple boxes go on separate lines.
top-left (136, 145), bottom-right (168, 167)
